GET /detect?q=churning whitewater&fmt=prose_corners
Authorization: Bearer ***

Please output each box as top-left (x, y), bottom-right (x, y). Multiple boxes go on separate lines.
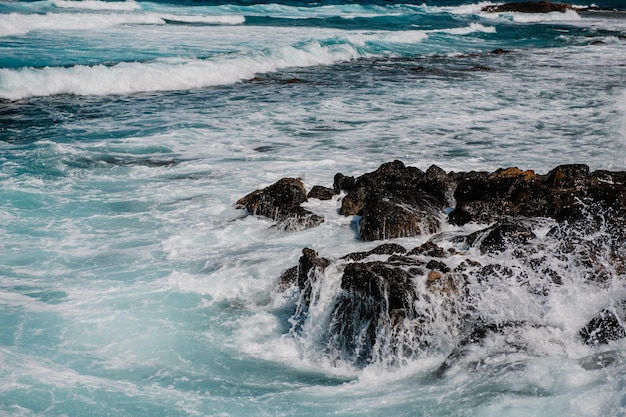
top-left (1, 0), bottom-right (626, 416)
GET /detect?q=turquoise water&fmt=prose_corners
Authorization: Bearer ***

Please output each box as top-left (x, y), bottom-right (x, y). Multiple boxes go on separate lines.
top-left (1, 1), bottom-right (626, 416)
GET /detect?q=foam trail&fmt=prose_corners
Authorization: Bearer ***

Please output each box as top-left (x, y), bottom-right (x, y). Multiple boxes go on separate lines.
top-left (0, 12), bottom-right (164, 37)
top-left (0, 42), bottom-right (361, 100)
top-left (438, 22), bottom-right (497, 35)
top-left (51, 0), bottom-right (141, 11)
top-left (160, 14), bottom-right (245, 25)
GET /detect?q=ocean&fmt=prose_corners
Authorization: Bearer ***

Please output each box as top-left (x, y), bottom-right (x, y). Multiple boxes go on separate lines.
top-left (1, 0), bottom-right (626, 416)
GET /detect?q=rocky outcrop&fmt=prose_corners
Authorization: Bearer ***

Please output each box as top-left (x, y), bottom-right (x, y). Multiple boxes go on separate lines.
top-left (334, 160), bottom-right (454, 241)
top-left (260, 161), bottom-right (626, 370)
top-left (236, 178), bottom-right (323, 230)
top-left (482, 1), bottom-right (573, 13)
top-left (452, 165), bottom-right (626, 226)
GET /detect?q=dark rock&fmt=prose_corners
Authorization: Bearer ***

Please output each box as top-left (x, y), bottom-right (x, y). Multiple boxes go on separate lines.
top-left (277, 206), bottom-right (324, 230)
top-left (466, 221), bottom-right (537, 254)
top-left (337, 160), bottom-right (446, 240)
top-left (278, 266), bottom-right (298, 291)
top-left (544, 164), bottom-right (591, 188)
top-left (297, 248), bottom-right (330, 290)
top-left (236, 178), bottom-right (323, 230)
top-left (264, 161), bottom-right (626, 370)
top-left (331, 261), bottom-right (420, 364)
top-left (358, 189), bottom-right (441, 241)
top-left (237, 177), bottom-right (307, 216)
top-left (426, 259), bottom-right (451, 273)
top-left (278, 247), bottom-right (331, 295)
top-left (339, 186), bottom-right (366, 216)
top-left (339, 160), bottom-right (425, 216)
top-left (253, 145), bottom-right (278, 153)
top-left (492, 48), bottom-right (511, 54)
top-left (580, 309), bottom-right (626, 345)
top-left (341, 243), bottom-right (407, 262)
top-left (448, 207), bottom-right (473, 226)
top-left (454, 167), bottom-right (541, 218)
top-left (469, 66), bottom-right (494, 72)
top-left (307, 185), bottom-right (338, 200)
top-left (407, 241), bottom-right (447, 258)
top-left (333, 173), bottom-right (356, 192)
top-left (482, 1), bottom-right (573, 13)
top-left (420, 164), bottom-right (455, 207)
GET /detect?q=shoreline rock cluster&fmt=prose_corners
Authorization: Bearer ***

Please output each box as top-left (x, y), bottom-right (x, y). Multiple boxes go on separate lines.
top-left (236, 161), bottom-right (626, 369)
top-left (480, 1), bottom-right (619, 13)
top-left (237, 160), bottom-right (626, 240)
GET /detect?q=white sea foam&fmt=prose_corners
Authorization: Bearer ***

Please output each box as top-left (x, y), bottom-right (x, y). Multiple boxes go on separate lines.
top-left (0, 11), bottom-right (164, 37)
top-left (438, 22), bottom-right (497, 35)
top-left (159, 13), bottom-right (245, 25)
top-left (0, 41), bottom-right (361, 100)
top-left (0, 10), bottom-right (244, 38)
top-left (51, 0), bottom-right (141, 11)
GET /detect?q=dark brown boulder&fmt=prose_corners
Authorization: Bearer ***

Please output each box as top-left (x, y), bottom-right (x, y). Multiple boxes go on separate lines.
top-left (331, 261), bottom-right (420, 364)
top-left (278, 247), bottom-right (330, 293)
top-left (407, 241), bottom-right (447, 258)
top-left (236, 178), bottom-right (323, 230)
top-left (337, 161), bottom-right (446, 240)
top-left (339, 160), bottom-right (426, 216)
top-left (307, 185), bottom-right (338, 201)
top-left (466, 221), bottom-right (537, 254)
top-left (333, 173), bottom-right (356, 192)
top-left (358, 190), bottom-right (441, 241)
top-left (482, 1), bottom-right (573, 13)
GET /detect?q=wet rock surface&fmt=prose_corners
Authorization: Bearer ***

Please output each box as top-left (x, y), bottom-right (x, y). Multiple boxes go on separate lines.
top-left (236, 177), bottom-right (323, 230)
top-left (482, 1), bottom-right (573, 13)
top-left (238, 161), bottom-right (626, 368)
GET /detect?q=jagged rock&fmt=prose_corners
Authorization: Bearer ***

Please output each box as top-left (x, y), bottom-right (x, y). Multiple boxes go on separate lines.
top-left (466, 221), bottom-right (537, 254)
top-left (358, 189), bottom-right (441, 241)
top-left (307, 185), bottom-right (338, 200)
top-left (336, 160), bottom-right (447, 240)
top-left (259, 161), bottom-right (626, 369)
top-left (407, 241), bottom-right (446, 258)
top-left (333, 173), bottom-right (356, 192)
top-left (341, 243), bottom-right (407, 262)
top-left (339, 160), bottom-right (426, 216)
top-left (296, 247), bottom-right (330, 290)
top-left (331, 261), bottom-right (420, 364)
top-left (278, 247), bottom-right (330, 293)
top-left (236, 178), bottom-right (323, 230)
top-left (482, 1), bottom-right (573, 13)
top-left (452, 164), bottom-right (626, 225)
top-left (580, 309), bottom-right (626, 345)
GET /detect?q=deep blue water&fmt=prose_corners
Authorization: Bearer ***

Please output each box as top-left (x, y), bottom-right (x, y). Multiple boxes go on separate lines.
top-left (1, 1), bottom-right (626, 416)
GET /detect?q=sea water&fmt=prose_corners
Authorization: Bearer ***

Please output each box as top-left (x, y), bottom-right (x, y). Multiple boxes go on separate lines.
top-left (1, 0), bottom-right (626, 416)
